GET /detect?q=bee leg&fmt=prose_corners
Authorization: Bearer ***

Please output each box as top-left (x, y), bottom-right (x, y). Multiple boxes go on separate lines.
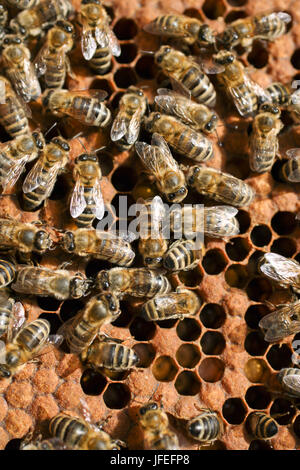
top-left (17, 252), bottom-right (34, 265)
top-left (58, 261), bottom-right (73, 270)
top-left (66, 57), bottom-right (77, 81)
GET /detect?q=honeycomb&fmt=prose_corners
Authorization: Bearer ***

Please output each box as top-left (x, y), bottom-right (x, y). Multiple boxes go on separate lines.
top-left (1, 0), bottom-right (300, 451)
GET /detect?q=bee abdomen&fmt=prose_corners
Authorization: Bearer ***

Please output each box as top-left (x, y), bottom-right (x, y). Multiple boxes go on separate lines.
top-left (44, 56), bottom-right (66, 88)
top-left (75, 187), bottom-right (95, 227)
top-left (16, 318), bottom-right (50, 351)
top-left (49, 415), bottom-right (87, 447)
top-left (0, 297), bottom-right (14, 337)
top-left (90, 46), bottom-right (112, 75)
top-left (188, 412), bottom-right (222, 442)
top-left (0, 96), bottom-right (29, 137)
top-left (182, 67), bottom-right (216, 106)
top-left (163, 240), bottom-right (201, 271)
top-left (266, 82), bottom-right (290, 106)
top-left (248, 412), bottom-right (278, 439)
top-left (0, 259), bottom-right (16, 287)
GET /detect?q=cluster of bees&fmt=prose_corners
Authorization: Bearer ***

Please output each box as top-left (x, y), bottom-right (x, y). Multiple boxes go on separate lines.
top-left (0, 0), bottom-right (298, 450)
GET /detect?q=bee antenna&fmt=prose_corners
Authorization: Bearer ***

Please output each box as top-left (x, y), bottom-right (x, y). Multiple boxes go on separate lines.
top-left (140, 85), bottom-right (150, 89)
top-left (44, 122), bottom-right (58, 137)
top-left (214, 128), bottom-right (222, 147)
top-left (140, 50), bottom-right (155, 55)
top-left (77, 138), bottom-right (88, 152)
top-left (94, 145), bottom-right (106, 153)
top-left (71, 131), bottom-right (83, 141)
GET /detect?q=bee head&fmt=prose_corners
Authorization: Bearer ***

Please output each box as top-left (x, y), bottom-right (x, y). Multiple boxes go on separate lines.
top-left (56, 20), bottom-right (74, 35)
top-left (34, 230), bottom-right (52, 252)
top-left (187, 166), bottom-right (200, 186)
top-left (139, 402), bottom-right (159, 416)
top-left (42, 89), bottom-right (55, 108)
top-left (218, 27), bottom-right (239, 48)
top-left (259, 103), bottom-right (280, 115)
top-left (214, 50), bottom-right (235, 66)
top-left (63, 231), bottom-right (75, 252)
top-left (70, 275), bottom-right (89, 298)
top-left (0, 365), bottom-right (11, 378)
top-left (167, 186), bottom-right (188, 203)
top-left (76, 153), bottom-right (97, 163)
top-left (96, 270), bottom-right (111, 290)
top-left (89, 293), bottom-right (119, 322)
top-left (143, 112), bottom-right (161, 132)
top-left (155, 45), bottom-right (173, 66)
top-left (204, 113), bottom-right (218, 133)
top-left (198, 24), bottom-right (215, 45)
top-left (52, 137), bottom-right (70, 152)
top-left (52, 21), bottom-right (75, 47)
top-left (32, 131), bottom-right (45, 150)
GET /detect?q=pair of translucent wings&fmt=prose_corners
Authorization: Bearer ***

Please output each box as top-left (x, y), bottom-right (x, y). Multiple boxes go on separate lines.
top-left (259, 301), bottom-right (300, 342)
top-left (111, 107), bottom-right (143, 145)
top-left (34, 41), bottom-right (69, 77)
top-left (155, 88), bottom-right (204, 128)
top-left (136, 194), bottom-right (166, 237)
top-left (70, 174), bottom-right (105, 221)
top-left (22, 155), bottom-right (66, 196)
top-left (0, 77), bottom-right (32, 116)
top-left (259, 252), bottom-right (300, 289)
top-left (280, 370), bottom-right (300, 396)
top-left (136, 132), bottom-right (180, 180)
top-left (284, 148), bottom-right (300, 182)
top-left (81, 22), bottom-right (120, 61)
top-left (0, 149), bottom-right (33, 192)
top-left (7, 56), bottom-right (41, 103)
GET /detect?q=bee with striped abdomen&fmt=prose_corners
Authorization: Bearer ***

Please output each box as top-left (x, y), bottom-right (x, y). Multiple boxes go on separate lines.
top-left (137, 196), bottom-right (168, 269)
top-left (111, 86), bottom-right (147, 149)
top-left (139, 402), bottom-right (179, 450)
top-left (0, 218), bottom-right (52, 255)
top-left (0, 131), bottom-right (45, 191)
top-left (258, 300), bottom-right (300, 342)
top-left (155, 88), bottom-right (219, 134)
top-left (49, 413), bottom-right (121, 450)
top-left (2, 35), bottom-right (41, 102)
top-left (80, 0), bottom-right (120, 75)
top-left (0, 76), bottom-right (30, 138)
top-left (141, 287), bottom-right (201, 322)
top-left (62, 228), bottom-right (135, 267)
top-left (0, 318), bottom-right (51, 378)
top-left (213, 50), bottom-right (269, 117)
top-left (250, 103), bottom-right (283, 173)
top-left (163, 239), bottom-right (204, 272)
top-left (154, 46), bottom-right (216, 107)
top-left (266, 81), bottom-right (291, 107)
top-left (278, 148), bottom-right (300, 183)
top-left (143, 113), bottom-right (213, 163)
top-left (278, 368), bottom-right (300, 397)
top-left (10, 0), bottom-right (74, 37)
top-left (186, 165), bottom-right (255, 207)
top-left (69, 152), bottom-right (104, 227)
top-left (22, 136), bottom-right (70, 211)
top-left (259, 252), bottom-right (300, 294)
top-left (34, 20), bottom-right (75, 89)
top-left (170, 206), bottom-right (240, 239)
top-left (135, 133), bottom-right (187, 203)
top-left (12, 265), bottom-right (89, 300)
top-left (96, 267), bottom-right (171, 298)
top-left (60, 293), bottom-right (120, 354)
top-left (81, 335), bottom-right (139, 371)
top-left (42, 88), bottom-right (111, 128)
top-left (0, 259), bottom-right (16, 288)
top-left (0, 296), bottom-right (24, 338)
top-left (187, 409), bottom-right (224, 443)
top-left (144, 14), bottom-right (215, 48)
top-left (217, 11), bottom-right (291, 50)
top-left (247, 412), bottom-right (278, 440)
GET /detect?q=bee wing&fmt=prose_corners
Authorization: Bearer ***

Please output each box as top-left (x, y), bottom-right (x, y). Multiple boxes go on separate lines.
top-left (285, 149), bottom-right (300, 182)
top-left (230, 84), bottom-right (255, 117)
top-left (270, 11), bottom-right (292, 24)
top-left (118, 231), bottom-right (137, 243)
top-left (151, 132), bottom-right (179, 170)
top-left (286, 148), bottom-right (300, 159)
top-left (259, 252), bottom-right (300, 287)
top-left (35, 45), bottom-right (65, 77)
top-left (81, 25), bottom-right (97, 60)
top-left (70, 178), bottom-right (87, 218)
top-left (282, 375), bottom-right (300, 394)
top-left (22, 157), bottom-right (52, 193)
top-left (47, 334), bottom-right (64, 348)
top-left (2, 155), bottom-right (29, 190)
top-left (67, 89), bottom-right (108, 101)
top-left (7, 301), bottom-right (26, 342)
top-left (102, 24), bottom-right (121, 57)
top-left (203, 205), bottom-right (240, 237)
top-left (151, 195), bottom-right (166, 233)
top-left (8, 59), bottom-right (37, 103)
top-left (259, 303), bottom-right (300, 341)
top-left (110, 113), bottom-right (127, 142)
top-left (155, 92), bottom-right (193, 125)
top-left (127, 109), bottom-right (142, 145)
top-left (191, 55), bottom-right (224, 75)
top-left (92, 177), bottom-right (105, 221)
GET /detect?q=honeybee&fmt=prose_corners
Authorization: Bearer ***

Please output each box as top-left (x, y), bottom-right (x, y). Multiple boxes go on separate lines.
top-left (139, 402), bottom-right (179, 450)
top-left (12, 265), bottom-right (89, 300)
top-left (111, 87), bottom-right (147, 149)
top-left (258, 300), bottom-right (300, 342)
top-left (170, 205), bottom-right (240, 239)
top-left (34, 20), bottom-right (75, 89)
top-left (137, 196), bottom-right (168, 269)
top-left (22, 136), bottom-right (70, 211)
top-left (259, 252), bottom-right (300, 293)
top-left (135, 133), bottom-right (187, 203)
top-left (6, 0), bottom-right (39, 9)
top-left (96, 267), bottom-right (171, 298)
top-left (163, 239), bottom-right (204, 272)
top-left (0, 296), bottom-right (24, 338)
top-left (0, 76), bottom-right (30, 138)
top-left (279, 148), bottom-right (300, 183)
top-left (266, 82), bottom-right (291, 107)
top-left (69, 152), bottom-right (104, 227)
top-left (186, 165), bottom-right (255, 207)
top-left (187, 409), bottom-right (224, 443)
top-left (154, 46), bottom-right (216, 107)
top-left (21, 437), bottom-right (70, 450)
top-left (10, 0), bottom-right (74, 37)
top-left (247, 412), bottom-right (278, 440)
top-left (0, 259), bottom-right (16, 288)
top-left (0, 218), bottom-right (52, 254)
top-left (81, 335), bottom-right (139, 371)
top-left (0, 5), bottom-right (8, 44)
top-left (49, 413), bottom-right (121, 450)
top-left (2, 35), bottom-right (41, 103)
top-left (278, 368), bottom-right (300, 397)
top-left (42, 88), bottom-right (111, 128)
top-left (213, 50), bottom-right (269, 117)
top-left (250, 103), bottom-right (283, 173)
top-left (0, 132), bottom-right (45, 191)
top-left (143, 113), bottom-right (213, 162)
top-left (144, 14), bottom-right (215, 48)
top-left (80, 0), bottom-right (120, 75)
top-left (155, 88), bottom-right (219, 134)
top-left (141, 287), bottom-right (201, 322)
top-left (218, 11), bottom-right (291, 50)
top-left (62, 228), bottom-right (135, 267)
top-left (0, 318), bottom-right (51, 378)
